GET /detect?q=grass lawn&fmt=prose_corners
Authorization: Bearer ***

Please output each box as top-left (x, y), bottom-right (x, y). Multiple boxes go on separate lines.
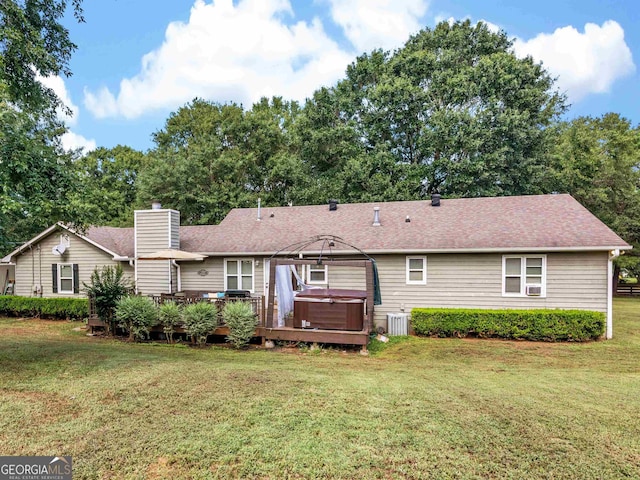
top-left (1, 299), bottom-right (639, 479)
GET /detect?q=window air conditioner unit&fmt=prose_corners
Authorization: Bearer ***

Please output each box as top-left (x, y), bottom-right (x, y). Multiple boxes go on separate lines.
top-left (526, 285), bottom-right (542, 296)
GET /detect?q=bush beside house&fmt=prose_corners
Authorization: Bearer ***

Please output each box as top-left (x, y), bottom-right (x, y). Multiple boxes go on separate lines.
top-left (0, 296), bottom-right (88, 319)
top-left (115, 296), bottom-right (158, 341)
top-left (411, 308), bottom-right (605, 341)
top-left (84, 265), bottom-right (134, 334)
top-left (159, 301), bottom-right (182, 344)
top-left (223, 301), bottom-right (258, 349)
top-left (183, 302), bottom-right (218, 346)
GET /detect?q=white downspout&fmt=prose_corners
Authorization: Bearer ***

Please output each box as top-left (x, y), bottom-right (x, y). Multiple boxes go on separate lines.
top-left (172, 260), bottom-right (181, 292)
top-left (128, 259), bottom-right (136, 294)
top-left (607, 249), bottom-right (620, 339)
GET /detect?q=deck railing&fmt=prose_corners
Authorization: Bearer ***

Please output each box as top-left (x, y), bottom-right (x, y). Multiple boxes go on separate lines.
top-left (153, 293), bottom-right (265, 325)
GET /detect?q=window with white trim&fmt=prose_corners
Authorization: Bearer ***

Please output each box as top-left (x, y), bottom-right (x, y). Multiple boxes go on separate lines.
top-left (225, 259), bottom-right (254, 292)
top-left (58, 264), bottom-right (74, 294)
top-left (502, 255), bottom-right (546, 296)
top-left (306, 263), bottom-right (328, 284)
top-left (406, 256), bottom-right (427, 285)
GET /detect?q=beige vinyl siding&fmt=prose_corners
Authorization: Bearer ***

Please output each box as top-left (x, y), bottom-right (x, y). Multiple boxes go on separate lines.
top-left (134, 209), bottom-right (180, 295)
top-left (170, 211), bottom-right (180, 249)
top-left (167, 252), bottom-right (607, 330)
top-left (180, 257), bottom-right (265, 295)
top-left (326, 252), bottom-right (608, 329)
top-left (135, 210), bottom-right (172, 255)
top-left (180, 258), bottom-right (224, 292)
top-left (326, 264), bottom-right (366, 290)
top-left (13, 230), bottom-right (133, 298)
top-left (136, 261), bottom-right (172, 295)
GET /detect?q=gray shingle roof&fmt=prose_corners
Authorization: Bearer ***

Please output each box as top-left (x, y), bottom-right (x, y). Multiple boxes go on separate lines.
top-left (84, 226), bottom-right (135, 257)
top-left (80, 194), bottom-right (629, 257)
top-left (198, 194), bottom-right (629, 254)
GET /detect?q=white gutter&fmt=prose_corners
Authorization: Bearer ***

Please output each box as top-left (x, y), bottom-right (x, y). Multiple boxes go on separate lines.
top-left (198, 245), bottom-right (632, 257)
top-left (607, 249), bottom-right (621, 339)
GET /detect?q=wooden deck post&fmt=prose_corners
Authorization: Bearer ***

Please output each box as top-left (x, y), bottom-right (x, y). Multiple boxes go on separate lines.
top-left (266, 258), bottom-right (278, 329)
top-left (261, 257), bottom-right (374, 347)
top-left (365, 260), bottom-right (375, 333)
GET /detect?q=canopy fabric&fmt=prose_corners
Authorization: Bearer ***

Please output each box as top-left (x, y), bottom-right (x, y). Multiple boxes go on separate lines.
top-left (372, 260), bottom-right (382, 306)
top-left (138, 249), bottom-right (205, 261)
top-left (275, 265), bottom-right (294, 327)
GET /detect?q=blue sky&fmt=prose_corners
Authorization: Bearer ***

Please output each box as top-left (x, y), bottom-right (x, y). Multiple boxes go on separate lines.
top-left (52, 0), bottom-right (639, 153)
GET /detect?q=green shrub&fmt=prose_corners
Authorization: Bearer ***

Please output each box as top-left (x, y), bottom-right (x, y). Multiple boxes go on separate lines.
top-left (223, 301), bottom-right (258, 349)
top-left (411, 308), bottom-right (605, 342)
top-left (115, 295), bottom-right (158, 342)
top-left (84, 265), bottom-right (134, 334)
top-left (159, 301), bottom-right (182, 344)
top-left (0, 296), bottom-right (88, 319)
top-left (183, 302), bottom-right (218, 346)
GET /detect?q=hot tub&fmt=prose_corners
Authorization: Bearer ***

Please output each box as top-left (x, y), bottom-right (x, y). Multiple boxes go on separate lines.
top-left (293, 289), bottom-right (367, 331)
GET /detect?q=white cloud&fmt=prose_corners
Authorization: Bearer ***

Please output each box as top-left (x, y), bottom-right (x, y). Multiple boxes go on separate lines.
top-left (37, 74), bottom-right (97, 153)
top-left (327, 0), bottom-right (428, 52)
top-left (513, 20), bottom-right (635, 102)
top-left (61, 131), bottom-right (97, 153)
top-left (84, 0), bottom-right (355, 119)
top-left (37, 74), bottom-right (79, 126)
top-left (478, 19), bottom-right (500, 34)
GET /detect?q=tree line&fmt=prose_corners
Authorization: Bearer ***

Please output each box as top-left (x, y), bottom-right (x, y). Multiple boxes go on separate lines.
top-left (1, 12), bottom-right (638, 273)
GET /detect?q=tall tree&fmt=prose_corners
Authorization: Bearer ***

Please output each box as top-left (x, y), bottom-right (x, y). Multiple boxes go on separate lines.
top-left (546, 113), bottom-right (640, 275)
top-left (138, 97), bottom-right (305, 224)
top-left (0, 1), bottom-right (85, 255)
top-left (0, 0), bottom-right (83, 114)
top-left (0, 85), bottom-right (79, 254)
top-left (299, 20), bottom-right (566, 201)
top-left (71, 146), bottom-right (148, 227)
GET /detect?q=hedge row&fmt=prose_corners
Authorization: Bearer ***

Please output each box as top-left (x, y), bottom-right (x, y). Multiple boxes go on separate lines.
top-left (411, 308), bottom-right (605, 342)
top-left (0, 296), bottom-right (89, 320)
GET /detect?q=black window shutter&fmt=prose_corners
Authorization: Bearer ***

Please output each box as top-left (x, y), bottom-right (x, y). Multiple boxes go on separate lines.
top-left (52, 264), bottom-right (58, 293)
top-left (73, 264), bottom-right (79, 294)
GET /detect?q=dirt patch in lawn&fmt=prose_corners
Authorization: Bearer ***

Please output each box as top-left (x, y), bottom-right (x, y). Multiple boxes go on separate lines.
top-left (0, 318), bottom-right (76, 338)
top-left (0, 389), bottom-right (75, 424)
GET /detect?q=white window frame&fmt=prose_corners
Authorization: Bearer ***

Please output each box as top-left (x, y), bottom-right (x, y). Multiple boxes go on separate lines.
top-left (306, 263), bottom-right (328, 285)
top-left (406, 256), bottom-right (427, 285)
top-left (58, 263), bottom-right (74, 294)
top-left (502, 255), bottom-right (547, 297)
top-left (224, 258), bottom-right (255, 293)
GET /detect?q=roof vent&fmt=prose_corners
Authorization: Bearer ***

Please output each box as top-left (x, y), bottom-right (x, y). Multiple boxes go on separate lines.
top-left (405, 215), bottom-right (411, 223)
top-left (431, 194), bottom-right (441, 207)
top-left (151, 201), bottom-right (162, 210)
top-left (329, 199), bottom-right (338, 211)
top-left (372, 207), bottom-right (381, 226)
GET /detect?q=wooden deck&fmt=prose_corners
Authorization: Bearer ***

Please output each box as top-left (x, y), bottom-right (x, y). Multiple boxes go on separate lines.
top-left (257, 326), bottom-right (369, 346)
top-left (88, 291), bottom-right (371, 347)
top-left (148, 325), bottom-right (368, 346)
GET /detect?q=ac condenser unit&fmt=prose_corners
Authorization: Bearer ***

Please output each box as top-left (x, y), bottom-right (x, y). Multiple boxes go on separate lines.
top-left (387, 313), bottom-right (409, 336)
